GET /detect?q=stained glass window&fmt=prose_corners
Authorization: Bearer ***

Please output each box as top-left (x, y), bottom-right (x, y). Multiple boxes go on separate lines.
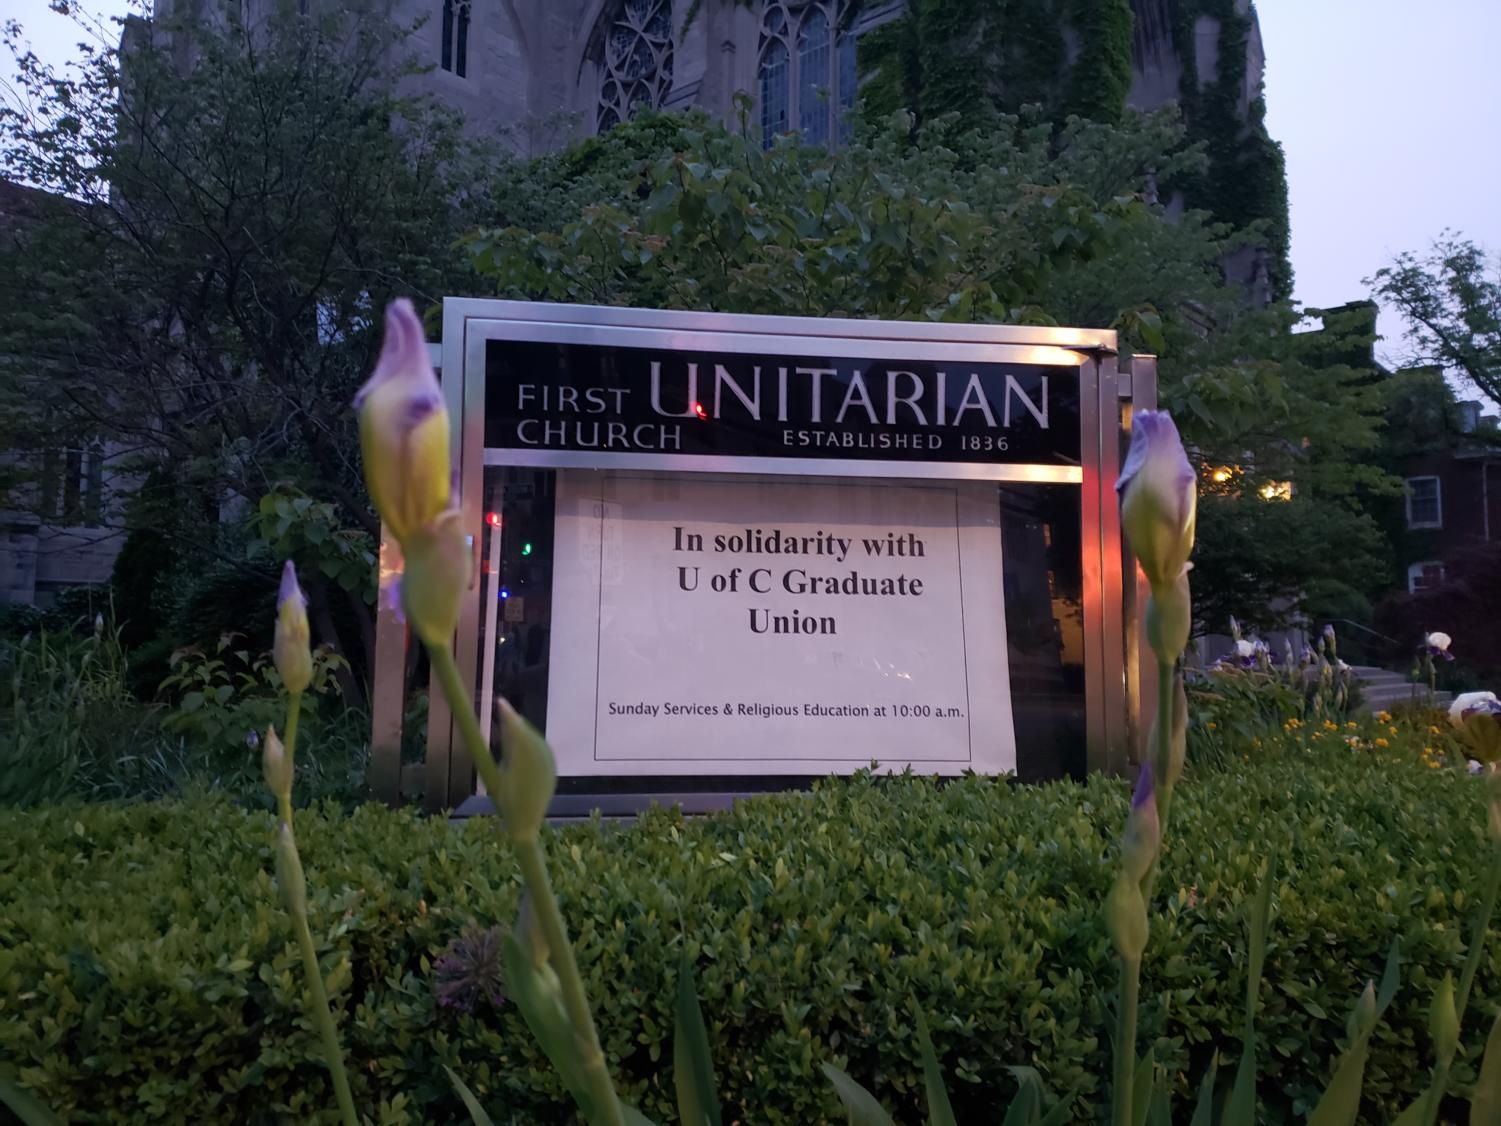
top-left (758, 1), bottom-right (858, 149)
top-left (596, 0), bottom-right (675, 133)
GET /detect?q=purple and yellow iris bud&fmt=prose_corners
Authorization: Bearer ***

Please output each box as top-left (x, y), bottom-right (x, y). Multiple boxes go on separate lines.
top-left (1119, 763), bottom-right (1161, 885)
top-left (354, 299), bottom-right (450, 545)
top-left (1117, 410), bottom-right (1197, 590)
top-left (1105, 877), bottom-right (1148, 963)
top-left (1144, 565), bottom-right (1192, 665)
top-left (275, 821), bottom-right (307, 919)
top-left (262, 725), bottom-right (292, 802)
top-left (497, 699), bottom-right (557, 844)
top-left (1431, 974), bottom-right (1459, 1061)
top-left (401, 509), bottom-right (470, 647)
top-left (273, 561), bottom-right (313, 696)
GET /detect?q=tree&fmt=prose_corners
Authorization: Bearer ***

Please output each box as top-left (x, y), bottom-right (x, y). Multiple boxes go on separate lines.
top-left (467, 107), bottom-right (1394, 632)
top-left (1371, 233), bottom-right (1501, 414)
top-left (0, 3), bottom-right (498, 694)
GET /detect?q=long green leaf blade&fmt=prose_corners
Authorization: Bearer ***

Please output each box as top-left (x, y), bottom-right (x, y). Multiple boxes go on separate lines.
top-left (674, 951), bottom-right (723, 1126)
top-left (822, 1064), bottom-right (898, 1126)
top-left (1188, 1055), bottom-right (1219, 1126)
top-left (0, 1077), bottom-right (63, 1126)
top-left (910, 1002), bottom-right (958, 1126)
top-left (1305, 1040), bottom-right (1371, 1126)
top-left (1472, 1010), bottom-right (1501, 1126)
top-left (1130, 1045), bottom-right (1156, 1126)
top-left (1376, 938), bottom-right (1403, 1015)
top-left (445, 1065), bottom-right (497, 1126)
top-left (999, 1068), bottom-right (1042, 1126)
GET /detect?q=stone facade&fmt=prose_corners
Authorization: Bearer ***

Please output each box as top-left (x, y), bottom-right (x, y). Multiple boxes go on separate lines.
top-left (208, 0), bottom-right (1264, 156)
top-left (0, 180), bottom-right (128, 608)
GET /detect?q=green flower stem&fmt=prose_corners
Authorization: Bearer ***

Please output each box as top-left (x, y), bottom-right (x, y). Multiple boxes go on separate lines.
top-left (279, 691), bottom-right (302, 826)
top-left (1112, 957), bottom-right (1141, 1126)
top-left (1151, 655), bottom-right (1174, 826)
top-left (283, 833), bottom-right (358, 1126)
top-left (426, 641), bottom-right (624, 1126)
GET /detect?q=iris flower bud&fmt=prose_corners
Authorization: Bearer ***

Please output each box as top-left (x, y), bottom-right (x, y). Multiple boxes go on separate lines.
top-left (1119, 763), bottom-right (1161, 885)
top-left (1144, 565), bottom-right (1192, 665)
top-left (275, 821), bottom-right (307, 919)
top-left (1117, 410), bottom-right (1197, 589)
top-left (263, 725), bottom-right (292, 802)
top-left (496, 699), bottom-right (557, 843)
top-left (273, 561), bottom-right (313, 696)
top-left (1105, 876), bottom-right (1148, 963)
top-left (354, 299), bottom-right (450, 545)
top-left (401, 508), bottom-right (470, 647)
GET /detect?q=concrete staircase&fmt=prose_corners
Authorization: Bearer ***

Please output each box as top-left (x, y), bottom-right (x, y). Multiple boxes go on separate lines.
top-left (1349, 664), bottom-right (1451, 714)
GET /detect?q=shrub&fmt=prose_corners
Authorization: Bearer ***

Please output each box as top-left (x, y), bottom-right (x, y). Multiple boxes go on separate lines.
top-left (0, 627), bottom-right (368, 811)
top-left (2, 751), bottom-right (1497, 1123)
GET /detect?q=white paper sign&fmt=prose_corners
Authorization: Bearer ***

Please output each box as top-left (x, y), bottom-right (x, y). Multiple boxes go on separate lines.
top-left (545, 472), bottom-right (1014, 775)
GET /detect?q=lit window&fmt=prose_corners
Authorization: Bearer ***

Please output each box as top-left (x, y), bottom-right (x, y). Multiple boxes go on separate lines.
top-left (1406, 476), bottom-right (1442, 529)
top-left (1258, 481), bottom-right (1293, 502)
top-left (595, 0), bottom-right (674, 133)
top-left (440, 0), bottom-right (471, 77)
top-left (758, 1), bottom-right (859, 149)
top-left (1408, 560), bottom-right (1446, 592)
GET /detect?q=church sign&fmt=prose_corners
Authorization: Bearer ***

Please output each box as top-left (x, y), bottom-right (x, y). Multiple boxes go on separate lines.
top-left (368, 300), bottom-right (1157, 813)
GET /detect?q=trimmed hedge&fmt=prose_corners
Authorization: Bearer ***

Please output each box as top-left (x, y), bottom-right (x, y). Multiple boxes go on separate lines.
top-left (1, 751), bottom-right (1497, 1123)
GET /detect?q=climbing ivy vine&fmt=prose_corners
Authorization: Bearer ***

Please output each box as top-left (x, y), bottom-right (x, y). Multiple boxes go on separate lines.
top-left (850, 0), bottom-right (1290, 298)
top-left (1169, 0), bottom-right (1291, 299)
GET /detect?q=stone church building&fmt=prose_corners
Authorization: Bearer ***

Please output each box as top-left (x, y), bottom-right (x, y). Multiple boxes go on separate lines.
top-left (333, 0), bottom-right (1264, 157)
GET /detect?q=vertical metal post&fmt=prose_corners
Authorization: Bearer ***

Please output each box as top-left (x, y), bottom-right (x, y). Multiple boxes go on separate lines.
top-left (368, 528), bottom-right (406, 804)
top-left (1079, 357), bottom-right (1108, 774)
top-left (1098, 360), bottom-right (1127, 773)
top-left (477, 516), bottom-right (504, 792)
top-left (443, 313), bottom-right (490, 807)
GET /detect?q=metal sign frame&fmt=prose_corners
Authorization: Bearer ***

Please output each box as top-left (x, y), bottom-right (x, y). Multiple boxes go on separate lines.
top-left (368, 299), bottom-right (1156, 811)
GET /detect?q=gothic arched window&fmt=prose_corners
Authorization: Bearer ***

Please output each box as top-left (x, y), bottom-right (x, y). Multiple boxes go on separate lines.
top-left (596, 0), bottom-right (675, 133)
top-left (758, 1), bottom-right (857, 148)
top-left (440, 0), bottom-right (471, 77)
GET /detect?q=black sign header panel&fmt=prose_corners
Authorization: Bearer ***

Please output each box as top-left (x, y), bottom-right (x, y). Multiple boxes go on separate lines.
top-left (483, 339), bottom-right (1083, 471)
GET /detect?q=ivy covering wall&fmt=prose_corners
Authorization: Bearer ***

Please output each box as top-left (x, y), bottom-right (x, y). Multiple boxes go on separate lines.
top-left (856, 0), bottom-right (1291, 298)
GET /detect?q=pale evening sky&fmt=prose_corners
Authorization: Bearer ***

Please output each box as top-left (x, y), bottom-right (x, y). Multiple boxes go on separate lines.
top-left (5, 0), bottom-right (1498, 370)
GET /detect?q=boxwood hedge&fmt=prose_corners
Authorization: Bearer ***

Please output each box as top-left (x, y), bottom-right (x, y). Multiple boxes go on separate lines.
top-left (1, 749), bottom-right (1496, 1123)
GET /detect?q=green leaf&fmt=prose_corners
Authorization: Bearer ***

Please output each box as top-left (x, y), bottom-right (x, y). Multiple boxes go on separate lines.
top-left (1305, 1035), bottom-right (1371, 1126)
top-left (1471, 1010), bottom-right (1501, 1126)
top-left (909, 1001), bottom-right (957, 1126)
top-left (0, 1078), bottom-right (62, 1126)
top-left (621, 1107), bottom-right (660, 1126)
top-left (444, 1065), bottom-right (496, 1126)
top-left (1130, 1045), bottom-right (1156, 1126)
top-left (674, 951), bottom-right (722, 1126)
top-left (1188, 1056), bottom-right (1219, 1126)
top-left (822, 1064), bottom-right (898, 1126)
top-left (499, 935), bottom-right (599, 1118)
top-left (999, 1067), bottom-right (1042, 1126)
top-left (1377, 938), bottom-right (1403, 1014)
top-left (1391, 1091), bottom-right (1430, 1126)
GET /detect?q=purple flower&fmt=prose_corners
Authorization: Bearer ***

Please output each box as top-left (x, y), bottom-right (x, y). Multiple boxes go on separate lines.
top-left (354, 300), bottom-right (450, 545)
top-left (1118, 762), bottom-right (1160, 883)
top-left (273, 560), bottom-right (312, 695)
top-left (432, 924), bottom-right (507, 1013)
top-left (1117, 410), bottom-right (1197, 588)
